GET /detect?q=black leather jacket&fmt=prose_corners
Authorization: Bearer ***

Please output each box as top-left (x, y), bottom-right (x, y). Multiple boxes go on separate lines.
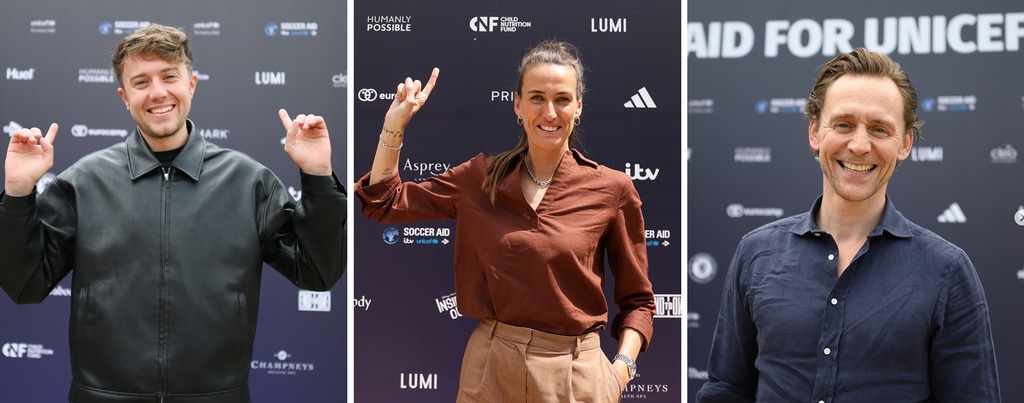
top-left (0, 121), bottom-right (347, 402)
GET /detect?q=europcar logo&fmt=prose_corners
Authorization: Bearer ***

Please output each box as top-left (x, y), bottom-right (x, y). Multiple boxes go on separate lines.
top-left (358, 88), bottom-right (394, 102)
top-left (382, 227), bottom-right (400, 244)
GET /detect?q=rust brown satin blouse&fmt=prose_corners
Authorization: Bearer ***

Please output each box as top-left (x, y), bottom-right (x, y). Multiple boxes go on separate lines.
top-left (355, 149), bottom-right (654, 350)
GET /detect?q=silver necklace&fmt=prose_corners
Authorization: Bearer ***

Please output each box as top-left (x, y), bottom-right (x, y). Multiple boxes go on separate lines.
top-left (524, 157), bottom-right (553, 187)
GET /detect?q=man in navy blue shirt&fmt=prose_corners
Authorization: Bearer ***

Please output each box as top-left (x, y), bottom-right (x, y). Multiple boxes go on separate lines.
top-left (696, 49), bottom-right (1000, 402)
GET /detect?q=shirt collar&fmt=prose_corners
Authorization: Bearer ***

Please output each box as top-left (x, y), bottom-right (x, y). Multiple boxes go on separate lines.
top-left (789, 195), bottom-right (914, 239)
top-left (126, 119), bottom-right (206, 181)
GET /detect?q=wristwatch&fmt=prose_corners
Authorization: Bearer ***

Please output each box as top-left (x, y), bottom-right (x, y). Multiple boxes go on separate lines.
top-left (613, 354), bottom-right (637, 380)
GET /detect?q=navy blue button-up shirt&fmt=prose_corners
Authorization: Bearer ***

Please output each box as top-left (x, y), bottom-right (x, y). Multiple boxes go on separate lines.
top-left (697, 197), bottom-right (1000, 403)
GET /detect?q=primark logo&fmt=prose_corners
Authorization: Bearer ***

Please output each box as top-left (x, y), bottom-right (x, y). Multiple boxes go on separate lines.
top-left (6, 67), bottom-right (35, 80)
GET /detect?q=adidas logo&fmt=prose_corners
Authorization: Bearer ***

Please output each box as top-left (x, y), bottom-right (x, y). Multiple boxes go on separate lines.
top-left (938, 202), bottom-right (967, 223)
top-left (3, 120), bottom-right (23, 135)
top-left (624, 87), bottom-right (657, 108)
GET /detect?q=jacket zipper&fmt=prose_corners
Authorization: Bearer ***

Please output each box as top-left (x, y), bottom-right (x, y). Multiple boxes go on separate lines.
top-left (159, 167), bottom-right (171, 398)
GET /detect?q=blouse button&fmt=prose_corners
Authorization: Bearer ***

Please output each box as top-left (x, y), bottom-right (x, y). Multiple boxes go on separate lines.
top-left (830, 298), bottom-right (838, 305)
top-left (827, 254), bottom-right (835, 261)
top-left (823, 347), bottom-right (832, 355)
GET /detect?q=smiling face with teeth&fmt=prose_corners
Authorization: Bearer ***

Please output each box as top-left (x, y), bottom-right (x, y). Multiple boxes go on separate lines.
top-left (809, 74), bottom-right (913, 206)
top-left (513, 63), bottom-right (582, 156)
top-left (117, 54), bottom-right (197, 151)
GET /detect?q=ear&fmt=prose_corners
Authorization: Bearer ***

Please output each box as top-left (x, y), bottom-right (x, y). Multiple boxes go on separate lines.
top-left (575, 97), bottom-right (583, 117)
top-left (513, 92), bottom-right (522, 116)
top-left (117, 87), bottom-right (128, 109)
top-left (808, 119), bottom-right (821, 153)
top-left (897, 129), bottom-right (914, 160)
top-left (190, 70), bottom-right (198, 97)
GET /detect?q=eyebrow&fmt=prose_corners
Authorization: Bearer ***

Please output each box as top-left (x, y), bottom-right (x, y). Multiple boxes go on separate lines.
top-left (525, 89), bottom-right (574, 95)
top-left (126, 66), bottom-right (182, 84)
top-left (828, 112), bottom-right (897, 127)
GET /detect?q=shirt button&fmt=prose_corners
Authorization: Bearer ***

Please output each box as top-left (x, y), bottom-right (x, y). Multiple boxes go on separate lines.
top-left (823, 347), bottom-right (832, 355)
top-left (831, 298), bottom-right (838, 305)
top-left (827, 254), bottom-right (835, 261)
top-left (819, 400), bottom-right (826, 403)
top-left (814, 233), bottom-right (821, 237)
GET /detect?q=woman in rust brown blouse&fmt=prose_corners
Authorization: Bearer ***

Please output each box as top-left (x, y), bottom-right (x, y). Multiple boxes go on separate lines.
top-left (355, 40), bottom-right (654, 402)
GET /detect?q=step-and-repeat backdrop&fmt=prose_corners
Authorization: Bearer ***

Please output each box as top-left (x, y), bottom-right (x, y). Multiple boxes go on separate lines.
top-left (688, 1), bottom-right (1024, 401)
top-left (0, 1), bottom-right (347, 402)
top-left (353, 1), bottom-right (682, 402)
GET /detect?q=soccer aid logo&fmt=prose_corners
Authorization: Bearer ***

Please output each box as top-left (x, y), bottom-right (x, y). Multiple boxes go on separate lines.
top-left (382, 227), bottom-right (400, 245)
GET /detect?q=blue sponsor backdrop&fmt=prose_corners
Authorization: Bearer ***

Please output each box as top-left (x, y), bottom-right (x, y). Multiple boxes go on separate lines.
top-left (354, 1), bottom-right (682, 401)
top-left (0, 1), bottom-right (347, 401)
top-left (688, 1), bottom-right (1024, 401)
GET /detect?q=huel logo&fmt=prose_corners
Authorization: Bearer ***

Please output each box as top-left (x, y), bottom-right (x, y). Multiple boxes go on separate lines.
top-left (625, 162), bottom-right (659, 180)
top-left (255, 71), bottom-right (286, 85)
top-left (6, 67), bottom-right (35, 80)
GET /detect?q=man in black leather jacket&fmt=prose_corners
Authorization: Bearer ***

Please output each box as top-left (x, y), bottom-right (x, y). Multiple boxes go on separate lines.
top-left (0, 24), bottom-right (346, 402)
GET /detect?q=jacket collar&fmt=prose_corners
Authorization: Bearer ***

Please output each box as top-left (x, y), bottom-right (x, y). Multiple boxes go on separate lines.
top-left (126, 119), bottom-right (205, 182)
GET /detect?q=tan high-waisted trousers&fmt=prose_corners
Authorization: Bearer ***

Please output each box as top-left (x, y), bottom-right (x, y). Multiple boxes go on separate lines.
top-left (456, 318), bottom-right (624, 403)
